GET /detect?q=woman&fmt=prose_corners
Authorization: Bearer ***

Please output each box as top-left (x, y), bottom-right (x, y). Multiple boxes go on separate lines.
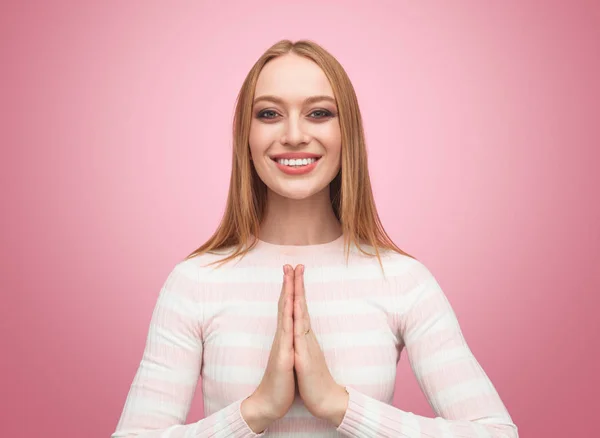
top-left (111, 40), bottom-right (518, 437)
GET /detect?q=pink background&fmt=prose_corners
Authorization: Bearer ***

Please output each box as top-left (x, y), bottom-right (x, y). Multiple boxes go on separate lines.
top-left (2, 1), bottom-right (598, 436)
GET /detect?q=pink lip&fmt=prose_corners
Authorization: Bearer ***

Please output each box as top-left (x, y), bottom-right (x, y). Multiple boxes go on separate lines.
top-left (273, 157), bottom-right (320, 175)
top-left (270, 152), bottom-right (322, 160)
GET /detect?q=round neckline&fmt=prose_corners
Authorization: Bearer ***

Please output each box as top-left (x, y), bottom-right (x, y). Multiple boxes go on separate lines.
top-left (251, 232), bottom-right (346, 256)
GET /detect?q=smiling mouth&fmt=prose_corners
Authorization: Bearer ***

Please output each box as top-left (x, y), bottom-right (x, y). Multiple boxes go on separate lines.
top-left (271, 157), bottom-right (322, 168)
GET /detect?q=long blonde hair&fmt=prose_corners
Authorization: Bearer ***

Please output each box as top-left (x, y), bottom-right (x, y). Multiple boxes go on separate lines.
top-left (184, 39), bottom-right (415, 270)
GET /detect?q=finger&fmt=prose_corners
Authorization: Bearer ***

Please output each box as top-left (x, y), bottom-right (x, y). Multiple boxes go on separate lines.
top-left (294, 265), bottom-right (311, 326)
top-left (281, 281), bottom-right (294, 348)
top-left (293, 265), bottom-right (311, 338)
top-left (281, 266), bottom-right (294, 350)
top-left (277, 265), bottom-right (288, 329)
top-left (293, 299), bottom-right (309, 356)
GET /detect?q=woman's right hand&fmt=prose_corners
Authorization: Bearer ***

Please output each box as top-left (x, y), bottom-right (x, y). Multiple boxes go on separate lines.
top-left (241, 264), bottom-right (296, 432)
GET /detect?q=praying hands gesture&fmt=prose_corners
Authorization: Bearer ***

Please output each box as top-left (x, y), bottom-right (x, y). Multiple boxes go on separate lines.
top-left (241, 264), bottom-right (350, 433)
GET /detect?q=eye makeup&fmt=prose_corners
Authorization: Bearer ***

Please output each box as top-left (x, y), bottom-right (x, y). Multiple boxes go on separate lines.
top-left (255, 108), bottom-right (336, 120)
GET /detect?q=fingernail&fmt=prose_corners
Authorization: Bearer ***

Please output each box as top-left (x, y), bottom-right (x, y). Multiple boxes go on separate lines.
top-left (300, 265), bottom-right (305, 274)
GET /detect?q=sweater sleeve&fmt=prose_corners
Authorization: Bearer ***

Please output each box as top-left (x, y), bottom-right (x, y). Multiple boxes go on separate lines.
top-left (111, 261), bottom-right (266, 438)
top-left (336, 259), bottom-right (519, 438)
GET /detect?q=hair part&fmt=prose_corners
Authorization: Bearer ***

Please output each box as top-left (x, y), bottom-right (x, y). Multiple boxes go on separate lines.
top-left (183, 39), bottom-right (415, 272)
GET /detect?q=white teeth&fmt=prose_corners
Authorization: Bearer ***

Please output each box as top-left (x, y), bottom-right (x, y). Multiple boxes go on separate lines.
top-left (276, 157), bottom-right (318, 167)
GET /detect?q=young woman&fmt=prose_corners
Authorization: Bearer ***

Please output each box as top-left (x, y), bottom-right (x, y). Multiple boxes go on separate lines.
top-left (111, 40), bottom-right (518, 437)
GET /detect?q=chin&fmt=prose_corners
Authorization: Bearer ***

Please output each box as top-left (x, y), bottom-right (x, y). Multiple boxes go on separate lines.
top-left (274, 187), bottom-right (320, 200)
top-left (261, 178), bottom-right (324, 199)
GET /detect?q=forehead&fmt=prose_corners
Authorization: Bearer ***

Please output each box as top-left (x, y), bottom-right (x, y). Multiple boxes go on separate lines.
top-left (254, 53), bottom-right (334, 101)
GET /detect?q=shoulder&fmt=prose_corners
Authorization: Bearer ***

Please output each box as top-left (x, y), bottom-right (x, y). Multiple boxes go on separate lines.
top-left (350, 241), bottom-right (423, 271)
top-left (162, 255), bottom-right (232, 300)
top-left (172, 257), bottom-right (201, 276)
top-left (348, 244), bottom-right (442, 292)
top-left (176, 246), bottom-right (248, 281)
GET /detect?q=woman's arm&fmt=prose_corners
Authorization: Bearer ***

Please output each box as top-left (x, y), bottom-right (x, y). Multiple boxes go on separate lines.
top-left (111, 261), bottom-right (268, 438)
top-left (334, 259), bottom-right (519, 438)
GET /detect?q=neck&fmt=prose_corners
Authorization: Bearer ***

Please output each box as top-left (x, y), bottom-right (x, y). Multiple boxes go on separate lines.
top-left (258, 185), bottom-right (342, 246)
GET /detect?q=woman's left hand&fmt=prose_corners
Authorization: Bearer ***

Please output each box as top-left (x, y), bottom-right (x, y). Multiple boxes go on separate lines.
top-left (292, 264), bottom-right (349, 426)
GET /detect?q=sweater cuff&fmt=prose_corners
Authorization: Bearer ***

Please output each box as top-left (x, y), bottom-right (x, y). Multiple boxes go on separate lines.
top-left (234, 397), bottom-right (268, 437)
top-left (335, 386), bottom-right (379, 436)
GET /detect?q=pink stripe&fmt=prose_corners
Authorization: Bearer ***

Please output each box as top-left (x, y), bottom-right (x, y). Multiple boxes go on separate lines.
top-left (125, 378), bottom-right (195, 405)
top-left (442, 392), bottom-right (510, 417)
top-left (407, 327), bottom-right (467, 362)
top-left (206, 312), bottom-right (389, 334)
top-left (201, 280), bottom-right (400, 302)
top-left (203, 343), bottom-right (397, 369)
top-left (419, 359), bottom-right (488, 391)
top-left (151, 306), bottom-right (202, 339)
top-left (143, 344), bottom-right (201, 370)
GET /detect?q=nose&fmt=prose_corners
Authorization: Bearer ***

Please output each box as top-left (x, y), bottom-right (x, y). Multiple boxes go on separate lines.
top-left (280, 116), bottom-right (310, 147)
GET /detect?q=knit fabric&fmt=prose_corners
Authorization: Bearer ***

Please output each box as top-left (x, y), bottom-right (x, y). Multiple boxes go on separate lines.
top-left (111, 234), bottom-right (518, 437)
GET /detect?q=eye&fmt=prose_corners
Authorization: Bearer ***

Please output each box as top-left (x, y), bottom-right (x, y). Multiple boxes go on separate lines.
top-left (257, 110), bottom-right (279, 120)
top-left (309, 109), bottom-right (334, 119)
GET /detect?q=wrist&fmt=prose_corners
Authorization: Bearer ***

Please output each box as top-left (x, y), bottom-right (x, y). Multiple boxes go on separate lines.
top-left (322, 384), bottom-right (350, 427)
top-left (240, 394), bottom-right (276, 434)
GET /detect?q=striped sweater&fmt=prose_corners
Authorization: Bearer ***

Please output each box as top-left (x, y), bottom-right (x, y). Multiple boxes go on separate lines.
top-left (111, 234), bottom-right (518, 437)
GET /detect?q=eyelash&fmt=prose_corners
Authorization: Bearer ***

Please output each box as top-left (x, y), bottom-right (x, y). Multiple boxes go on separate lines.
top-left (256, 109), bottom-right (335, 120)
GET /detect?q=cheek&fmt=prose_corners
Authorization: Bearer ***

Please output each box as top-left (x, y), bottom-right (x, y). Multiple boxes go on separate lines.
top-left (320, 124), bottom-right (342, 154)
top-left (248, 124), bottom-right (271, 156)
top-left (250, 117), bottom-right (280, 136)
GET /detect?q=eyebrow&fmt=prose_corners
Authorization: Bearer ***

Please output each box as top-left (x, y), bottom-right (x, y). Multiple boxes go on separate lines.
top-left (253, 95), bottom-right (336, 106)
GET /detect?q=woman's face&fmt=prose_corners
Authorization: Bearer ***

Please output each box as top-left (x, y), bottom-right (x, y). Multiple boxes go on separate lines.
top-left (249, 53), bottom-right (341, 200)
